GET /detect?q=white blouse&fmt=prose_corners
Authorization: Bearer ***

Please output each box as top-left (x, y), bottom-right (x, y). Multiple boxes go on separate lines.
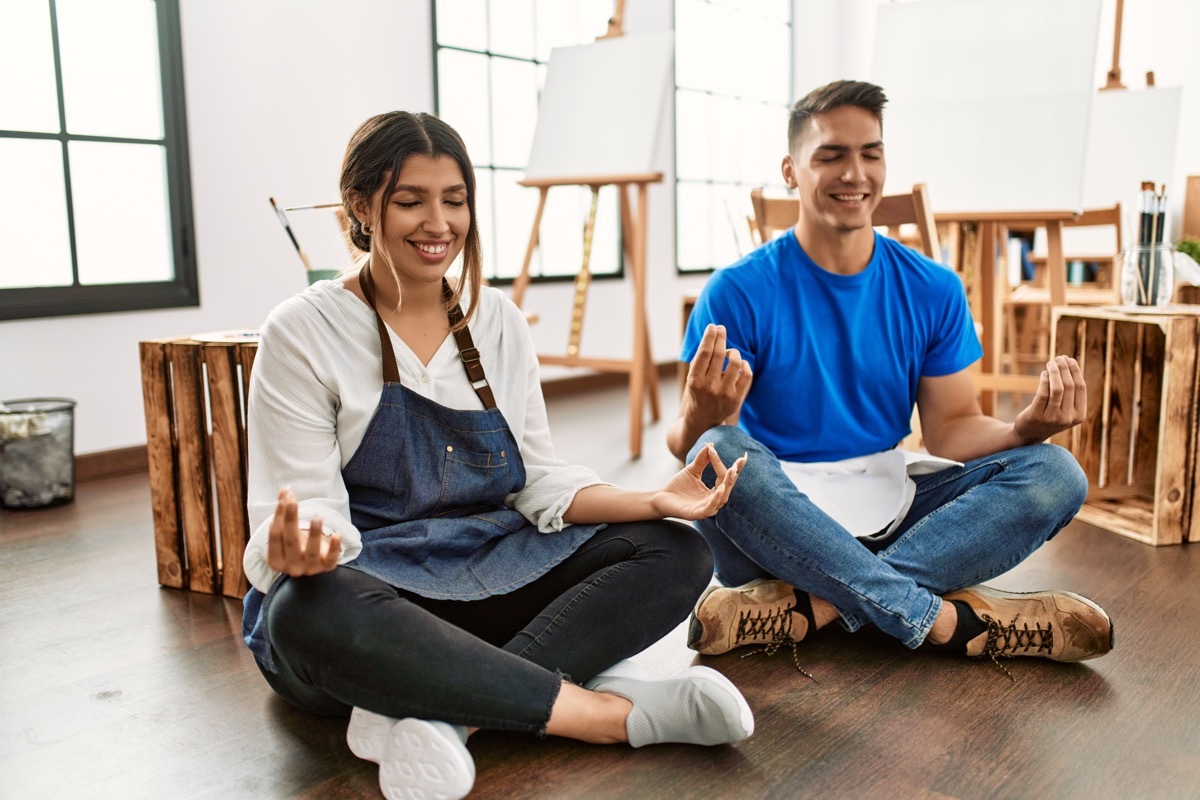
top-left (242, 279), bottom-right (607, 593)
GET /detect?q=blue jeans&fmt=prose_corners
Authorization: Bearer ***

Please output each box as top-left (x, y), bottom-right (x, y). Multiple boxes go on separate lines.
top-left (691, 427), bottom-right (1087, 649)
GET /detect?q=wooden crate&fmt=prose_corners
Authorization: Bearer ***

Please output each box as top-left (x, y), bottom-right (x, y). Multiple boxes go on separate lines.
top-left (139, 337), bottom-right (258, 596)
top-left (1050, 307), bottom-right (1200, 546)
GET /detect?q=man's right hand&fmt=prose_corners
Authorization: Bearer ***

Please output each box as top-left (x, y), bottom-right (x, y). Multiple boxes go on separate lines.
top-left (669, 324), bottom-right (753, 459)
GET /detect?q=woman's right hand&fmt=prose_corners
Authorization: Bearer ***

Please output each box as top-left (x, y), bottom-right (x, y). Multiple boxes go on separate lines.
top-left (266, 487), bottom-right (342, 576)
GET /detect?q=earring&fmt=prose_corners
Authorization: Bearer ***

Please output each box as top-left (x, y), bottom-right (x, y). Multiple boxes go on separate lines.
top-left (362, 224), bottom-right (373, 236)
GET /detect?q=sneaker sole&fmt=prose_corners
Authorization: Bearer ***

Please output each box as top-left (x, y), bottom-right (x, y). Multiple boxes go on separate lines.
top-left (379, 718), bottom-right (475, 800)
top-left (347, 706), bottom-right (396, 764)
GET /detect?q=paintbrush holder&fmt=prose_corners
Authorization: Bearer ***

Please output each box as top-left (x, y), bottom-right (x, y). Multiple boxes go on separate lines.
top-left (1120, 244), bottom-right (1174, 306)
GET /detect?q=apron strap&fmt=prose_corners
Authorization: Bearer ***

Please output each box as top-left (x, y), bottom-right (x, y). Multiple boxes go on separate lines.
top-left (358, 264), bottom-right (497, 410)
top-left (358, 264), bottom-right (403, 384)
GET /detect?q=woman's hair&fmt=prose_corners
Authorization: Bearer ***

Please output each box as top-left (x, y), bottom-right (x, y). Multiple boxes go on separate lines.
top-left (339, 111), bottom-right (482, 329)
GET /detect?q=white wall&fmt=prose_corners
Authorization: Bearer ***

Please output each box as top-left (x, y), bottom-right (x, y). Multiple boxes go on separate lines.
top-left (2, 0), bottom-right (1196, 456)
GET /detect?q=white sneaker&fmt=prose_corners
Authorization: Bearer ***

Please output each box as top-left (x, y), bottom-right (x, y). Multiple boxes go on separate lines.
top-left (346, 707), bottom-right (475, 799)
top-left (584, 660), bottom-right (754, 748)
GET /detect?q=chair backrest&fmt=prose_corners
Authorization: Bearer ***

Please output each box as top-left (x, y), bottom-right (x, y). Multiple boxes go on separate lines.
top-left (1030, 202), bottom-right (1123, 260)
top-left (749, 183), bottom-right (941, 260)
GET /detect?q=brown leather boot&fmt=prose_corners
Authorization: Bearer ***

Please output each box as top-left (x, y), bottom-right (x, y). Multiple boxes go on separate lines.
top-left (687, 579), bottom-right (810, 655)
top-left (944, 585), bottom-right (1114, 662)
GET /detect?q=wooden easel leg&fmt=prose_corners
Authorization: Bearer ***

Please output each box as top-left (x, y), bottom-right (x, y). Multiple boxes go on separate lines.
top-left (618, 187), bottom-right (660, 425)
top-left (512, 187), bottom-right (549, 309)
top-left (622, 183), bottom-right (660, 458)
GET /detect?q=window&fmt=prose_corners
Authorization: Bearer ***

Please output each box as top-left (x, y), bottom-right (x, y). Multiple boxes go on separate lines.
top-left (432, 0), bottom-right (621, 284)
top-left (675, 0), bottom-right (791, 273)
top-left (0, 0), bottom-right (196, 321)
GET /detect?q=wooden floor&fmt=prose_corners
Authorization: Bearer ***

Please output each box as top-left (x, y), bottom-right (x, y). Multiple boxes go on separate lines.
top-left (3, 380), bottom-right (1200, 800)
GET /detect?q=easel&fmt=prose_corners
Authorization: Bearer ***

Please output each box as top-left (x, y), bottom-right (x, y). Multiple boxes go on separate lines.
top-left (510, 1), bottom-right (666, 458)
top-left (511, 173), bottom-right (663, 459)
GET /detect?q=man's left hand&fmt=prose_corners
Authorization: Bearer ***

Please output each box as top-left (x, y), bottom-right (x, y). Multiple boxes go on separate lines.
top-left (1013, 355), bottom-right (1087, 444)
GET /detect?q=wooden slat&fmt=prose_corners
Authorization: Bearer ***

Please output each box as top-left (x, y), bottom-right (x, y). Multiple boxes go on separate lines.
top-left (1049, 314), bottom-right (1082, 453)
top-left (205, 345), bottom-right (250, 598)
top-left (138, 340), bottom-right (185, 589)
top-left (1104, 321), bottom-right (1139, 491)
top-left (166, 341), bottom-right (218, 593)
top-left (1190, 321), bottom-right (1200, 544)
top-left (1075, 496), bottom-right (1157, 546)
top-left (1150, 317), bottom-right (1196, 545)
top-left (1133, 323), bottom-right (1165, 503)
top-left (1078, 319), bottom-right (1109, 489)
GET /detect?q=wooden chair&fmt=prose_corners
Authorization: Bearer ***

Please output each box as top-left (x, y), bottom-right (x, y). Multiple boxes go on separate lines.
top-left (1002, 203), bottom-right (1123, 369)
top-left (748, 183), bottom-right (941, 260)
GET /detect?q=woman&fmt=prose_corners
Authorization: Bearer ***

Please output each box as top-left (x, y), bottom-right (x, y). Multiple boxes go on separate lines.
top-left (241, 111), bottom-right (751, 800)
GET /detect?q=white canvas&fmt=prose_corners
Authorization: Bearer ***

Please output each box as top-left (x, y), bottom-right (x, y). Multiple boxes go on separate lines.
top-left (872, 0), bottom-right (1102, 214)
top-left (525, 31), bottom-right (674, 180)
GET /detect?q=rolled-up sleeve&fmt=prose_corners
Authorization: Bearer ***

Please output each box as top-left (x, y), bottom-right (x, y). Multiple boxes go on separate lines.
top-left (242, 302), bottom-right (363, 592)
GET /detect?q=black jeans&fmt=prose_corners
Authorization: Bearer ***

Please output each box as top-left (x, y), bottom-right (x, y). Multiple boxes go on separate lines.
top-left (260, 520), bottom-right (713, 734)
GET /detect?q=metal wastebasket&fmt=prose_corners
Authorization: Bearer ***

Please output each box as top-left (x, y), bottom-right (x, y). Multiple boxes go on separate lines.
top-left (0, 398), bottom-right (77, 509)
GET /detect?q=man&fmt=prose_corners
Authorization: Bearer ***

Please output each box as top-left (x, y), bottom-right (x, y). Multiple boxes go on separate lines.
top-left (669, 80), bottom-right (1112, 667)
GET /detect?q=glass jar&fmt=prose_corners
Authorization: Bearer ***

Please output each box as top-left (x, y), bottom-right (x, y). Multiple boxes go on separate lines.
top-left (1120, 244), bottom-right (1174, 306)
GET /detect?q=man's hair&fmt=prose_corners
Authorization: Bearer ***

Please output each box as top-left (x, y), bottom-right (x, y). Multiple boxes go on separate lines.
top-left (787, 80), bottom-right (888, 154)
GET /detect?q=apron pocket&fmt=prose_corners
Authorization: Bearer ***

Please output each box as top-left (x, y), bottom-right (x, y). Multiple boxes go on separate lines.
top-left (433, 444), bottom-right (514, 516)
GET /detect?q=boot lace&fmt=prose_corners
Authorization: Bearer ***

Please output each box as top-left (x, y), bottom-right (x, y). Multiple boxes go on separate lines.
top-left (980, 612), bottom-right (1055, 682)
top-left (736, 607), bottom-right (816, 681)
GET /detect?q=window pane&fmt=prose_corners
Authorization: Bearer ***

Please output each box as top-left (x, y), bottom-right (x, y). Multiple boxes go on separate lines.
top-left (674, 0), bottom-right (710, 92)
top-left (69, 141), bottom-right (172, 284)
top-left (0, 0), bottom-right (61, 133)
top-left (742, 18), bottom-right (790, 103)
top-left (0, 139), bottom-right (72, 289)
top-left (437, 49), bottom-right (493, 165)
top-left (711, 183), bottom-right (749, 266)
top-left (676, 182), bottom-right (713, 272)
top-left (534, 0), bottom-right (609, 61)
top-left (491, 171), bottom-right (538, 280)
top-left (436, 0), bottom-right (487, 51)
top-left (490, 58), bottom-right (539, 168)
top-left (489, 0), bottom-right (535, 58)
top-left (473, 168), bottom-right (496, 274)
top-left (57, 0), bottom-right (163, 139)
top-left (675, 90), bottom-right (711, 181)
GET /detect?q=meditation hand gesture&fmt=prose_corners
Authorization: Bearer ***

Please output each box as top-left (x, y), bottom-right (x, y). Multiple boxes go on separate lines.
top-left (267, 487), bottom-right (343, 577)
top-left (1013, 355), bottom-right (1087, 444)
top-left (652, 442), bottom-right (748, 521)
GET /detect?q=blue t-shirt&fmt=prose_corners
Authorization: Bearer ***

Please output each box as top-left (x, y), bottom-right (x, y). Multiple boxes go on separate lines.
top-left (680, 231), bottom-right (982, 463)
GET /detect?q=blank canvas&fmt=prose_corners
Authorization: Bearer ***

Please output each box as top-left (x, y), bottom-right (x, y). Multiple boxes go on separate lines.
top-left (525, 31), bottom-right (674, 181)
top-left (872, 0), bottom-right (1102, 213)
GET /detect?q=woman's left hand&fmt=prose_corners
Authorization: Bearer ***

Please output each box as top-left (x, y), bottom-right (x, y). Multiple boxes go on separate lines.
top-left (651, 442), bottom-right (748, 521)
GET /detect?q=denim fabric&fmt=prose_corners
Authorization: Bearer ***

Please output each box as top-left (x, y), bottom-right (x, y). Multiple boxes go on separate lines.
top-left (261, 520), bottom-right (712, 733)
top-left (690, 426), bottom-right (1087, 649)
top-left (343, 382), bottom-right (599, 600)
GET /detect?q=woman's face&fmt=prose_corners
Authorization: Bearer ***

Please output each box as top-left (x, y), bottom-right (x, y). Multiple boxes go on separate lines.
top-left (366, 154), bottom-right (471, 289)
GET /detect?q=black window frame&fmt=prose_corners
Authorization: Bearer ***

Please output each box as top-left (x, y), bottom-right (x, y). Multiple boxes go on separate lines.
top-left (0, 0), bottom-right (197, 322)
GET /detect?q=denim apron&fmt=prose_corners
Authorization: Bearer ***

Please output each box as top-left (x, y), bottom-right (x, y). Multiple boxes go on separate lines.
top-left (243, 269), bottom-right (600, 671)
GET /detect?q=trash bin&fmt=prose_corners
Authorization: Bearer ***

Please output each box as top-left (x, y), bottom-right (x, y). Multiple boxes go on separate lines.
top-left (0, 398), bottom-right (77, 509)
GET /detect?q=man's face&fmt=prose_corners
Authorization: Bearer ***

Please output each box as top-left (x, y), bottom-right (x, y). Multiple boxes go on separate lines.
top-left (782, 105), bottom-right (885, 235)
